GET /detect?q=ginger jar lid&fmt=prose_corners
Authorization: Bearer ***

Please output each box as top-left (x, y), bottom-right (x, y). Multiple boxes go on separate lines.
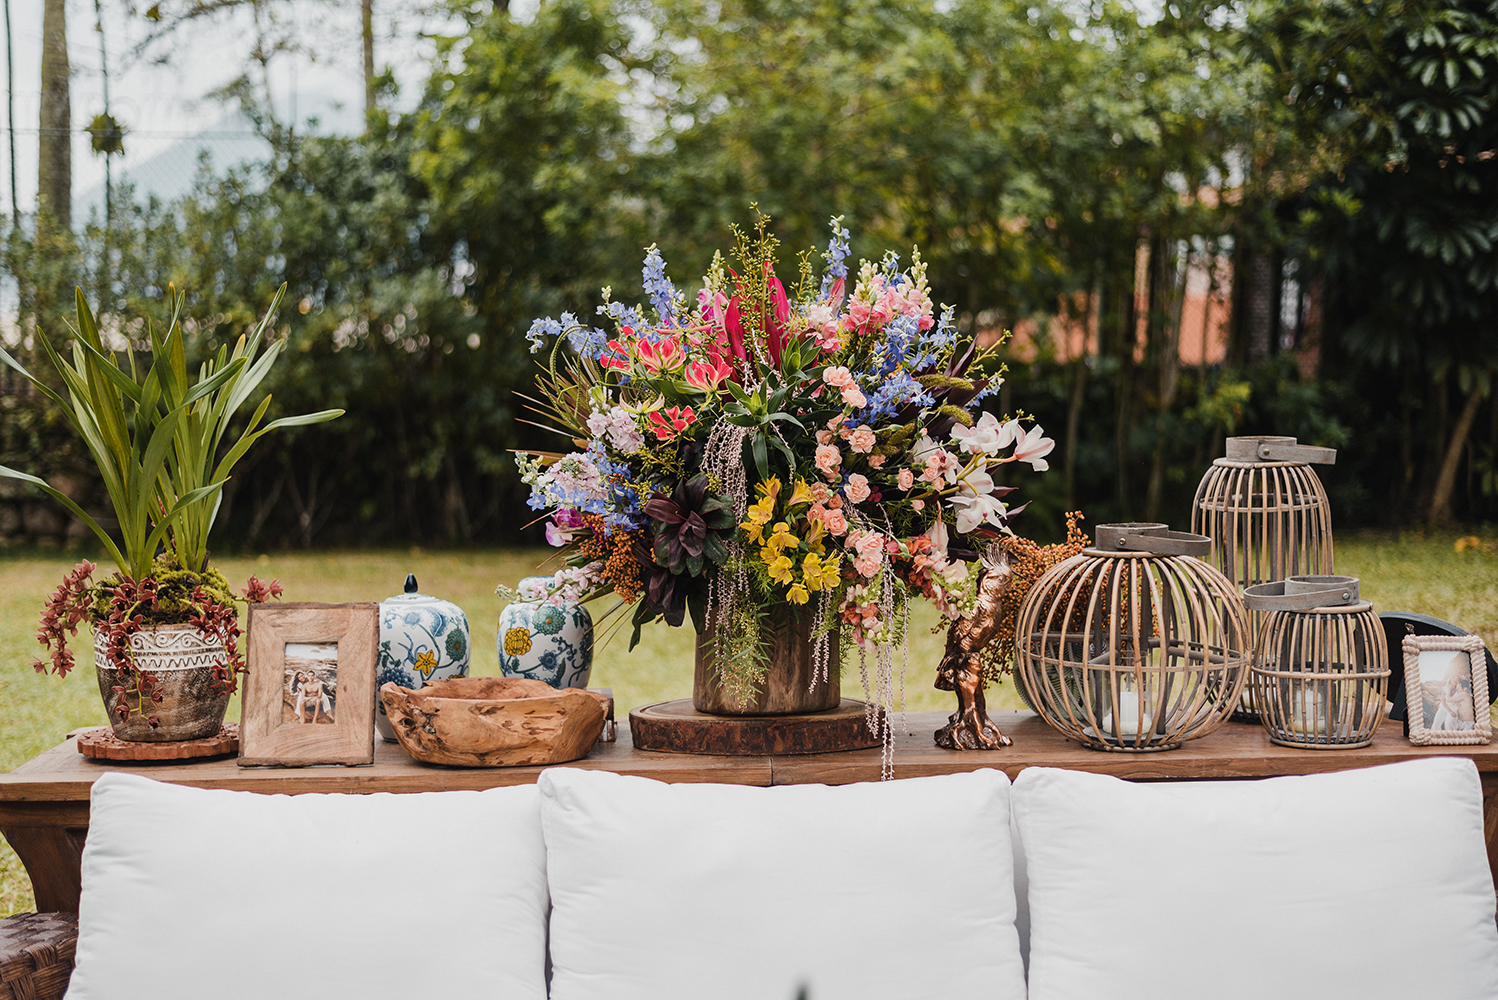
top-left (381, 573), bottom-right (466, 616)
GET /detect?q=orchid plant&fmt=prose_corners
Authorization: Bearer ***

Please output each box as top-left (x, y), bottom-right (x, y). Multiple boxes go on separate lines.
top-left (519, 211), bottom-right (1053, 724)
top-left (1, 286), bottom-right (333, 726)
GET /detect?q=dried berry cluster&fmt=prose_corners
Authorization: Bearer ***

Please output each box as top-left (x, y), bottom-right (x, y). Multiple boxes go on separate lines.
top-left (981, 511), bottom-right (1090, 686)
top-left (577, 513), bottom-right (645, 602)
top-left (35, 560), bottom-right (284, 728)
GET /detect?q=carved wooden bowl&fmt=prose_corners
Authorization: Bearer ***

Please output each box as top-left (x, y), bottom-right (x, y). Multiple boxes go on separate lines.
top-left (381, 676), bottom-right (607, 767)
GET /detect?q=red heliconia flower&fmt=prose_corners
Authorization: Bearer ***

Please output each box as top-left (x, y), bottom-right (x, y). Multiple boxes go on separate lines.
top-left (684, 354), bottom-right (734, 392)
top-left (599, 338), bottom-right (632, 371)
top-left (765, 264), bottom-right (791, 368)
top-left (637, 335), bottom-right (685, 373)
top-left (647, 405), bottom-right (697, 442)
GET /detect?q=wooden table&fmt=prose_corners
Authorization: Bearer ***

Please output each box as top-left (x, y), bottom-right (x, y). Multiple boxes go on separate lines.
top-left (4, 711), bottom-right (1497, 912)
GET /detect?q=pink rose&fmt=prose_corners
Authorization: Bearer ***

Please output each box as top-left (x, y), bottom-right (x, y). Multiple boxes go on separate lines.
top-left (848, 425), bottom-right (877, 454)
top-left (841, 386), bottom-right (867, 409)
top-left (854, 555), bottom-right (880, 578)
top-left (866, 454), bottom-right (886, 468)
top-left (897, 468), bottom-right (914, 491)
top-left (815, 444), bottom-right (842, 478)
top-left (911, 498), bottom-right (925, 511)
top-left (844, 474), bottom-right (871, 504)
top-left (815, 429), bottom-right (834, 445)
top-left (824, 509), bottom-right (848, 535)
top-left (810, 482), bottom-right (832, 504)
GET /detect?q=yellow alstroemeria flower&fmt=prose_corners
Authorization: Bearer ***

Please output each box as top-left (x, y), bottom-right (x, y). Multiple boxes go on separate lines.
top-left (740, 517), bottom-right (767, 545)
top-left (767, 521), bottom-right (797, 552)
top-left (755, 476), bottom-right (783, 505)
top-left (787, 478), bottom-right (815, 509)
top-left (804, 520), bottom-right (827, 554)
top-left (766, 553), bottom-right (794, 585)
top-left (787, 582), bottom-right (811, 605)
top-left (745, 498), bottom-right (774, 525)
top-left (802, 552), bottom-right (842, 592)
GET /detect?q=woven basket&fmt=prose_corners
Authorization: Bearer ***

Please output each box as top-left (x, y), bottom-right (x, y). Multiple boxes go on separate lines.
top-left (1015, 523), bottom-right (1251, 752)
top-left (1191, 435), bottom-right (1336, 720)
top-left (0, 912), bottom-right (77, 1000)
top-left (1245, 576), bottom-right (1389, 749)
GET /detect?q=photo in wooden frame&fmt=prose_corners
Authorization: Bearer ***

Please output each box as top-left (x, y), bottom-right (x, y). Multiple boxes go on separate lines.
top-left (240, 603), bottom-right (380, 766)
top-left (1403, 633), bottom-right (1493, 747)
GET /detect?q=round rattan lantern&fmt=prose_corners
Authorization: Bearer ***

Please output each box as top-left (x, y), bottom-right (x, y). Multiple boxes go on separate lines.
top-left (1015, 523), bottom-right (1251, 752)
top-left (1191, 435), bottom-right (1337, 719)
top-left (1244, 576), bottom-right (1389, 749)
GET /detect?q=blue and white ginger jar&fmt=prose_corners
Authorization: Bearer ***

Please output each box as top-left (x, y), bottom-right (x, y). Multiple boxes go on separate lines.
top-left (376, 574), bottom-right (471, 742)
top-left (498, 575), bottom-right (593, 690)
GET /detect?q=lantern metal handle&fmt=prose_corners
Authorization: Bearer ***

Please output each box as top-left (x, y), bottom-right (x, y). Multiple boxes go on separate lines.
top-left (1093, 522), bottom-right (1212, 557)
top-left (1243, 575), bottom-right (1360, 611)
top-left (1224, 435), bottom-right (1337, 465)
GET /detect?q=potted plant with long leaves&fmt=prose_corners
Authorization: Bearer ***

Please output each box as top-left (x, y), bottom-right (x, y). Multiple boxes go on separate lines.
top-left (0, 285), bottom-right (343, 740)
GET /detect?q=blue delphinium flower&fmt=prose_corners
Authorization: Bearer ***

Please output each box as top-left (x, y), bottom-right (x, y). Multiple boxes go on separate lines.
top-left (818, 216), bottom-right (852, 300)
top-left (642, 245), bottom-right (680, 326)
top-left (526, 316), bottom-right (563, 354)
top-left (599, 300), bottom-right (645, 332)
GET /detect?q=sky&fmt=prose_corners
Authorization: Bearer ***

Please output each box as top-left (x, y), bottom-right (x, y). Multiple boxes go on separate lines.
top-left (3, 0), bottom-right (472, 222)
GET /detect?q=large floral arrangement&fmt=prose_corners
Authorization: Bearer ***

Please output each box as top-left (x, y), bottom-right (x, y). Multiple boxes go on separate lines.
top-left (520, 213), bottom-right (1053, 738)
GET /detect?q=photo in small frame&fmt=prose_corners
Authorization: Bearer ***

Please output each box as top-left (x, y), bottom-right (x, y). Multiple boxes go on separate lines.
top-left (241, 603), bottom-right (379, 766)
top-left (1403, 633), bottom-right (1493, 746)
top-left (283, 643), bottom-right (338, 725)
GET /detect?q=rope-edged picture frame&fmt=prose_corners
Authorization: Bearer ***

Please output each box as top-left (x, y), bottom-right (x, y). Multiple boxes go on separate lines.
top-left (1403, 634), bottom-right (1493, 746)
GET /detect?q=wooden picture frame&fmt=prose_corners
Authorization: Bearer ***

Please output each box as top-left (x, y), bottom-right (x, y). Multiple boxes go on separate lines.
top-left (240, 603), bottom-right (380, 766)
top-left (1404, 633), bottom-right (1493, 747)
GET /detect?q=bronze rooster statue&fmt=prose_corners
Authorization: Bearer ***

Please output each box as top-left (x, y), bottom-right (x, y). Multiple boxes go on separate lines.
top-left (934, 546), bottom-right (1014, 750)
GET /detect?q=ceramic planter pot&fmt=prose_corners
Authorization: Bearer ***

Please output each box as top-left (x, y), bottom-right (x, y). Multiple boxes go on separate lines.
top-left (497, 576), bottom-right (594, 690)
top-left (93, 624), bottom-right (232, 741)
top-left (375, 574), bottom-right (471, 742)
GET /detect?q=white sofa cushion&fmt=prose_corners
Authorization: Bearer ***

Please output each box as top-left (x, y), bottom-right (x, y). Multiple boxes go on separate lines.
top-left (538, 767), bottom-right (1026, 1000)
top-left (66, 772), bottom-right (548, 1000)
top-left (1013, 758), bottom-right (1498, 1000)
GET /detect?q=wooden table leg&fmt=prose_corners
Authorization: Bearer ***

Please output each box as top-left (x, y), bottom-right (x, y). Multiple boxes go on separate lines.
top-left (0, 801), bottom-right (90, 914)
top-left (0, 825), bottom-right (86, 913)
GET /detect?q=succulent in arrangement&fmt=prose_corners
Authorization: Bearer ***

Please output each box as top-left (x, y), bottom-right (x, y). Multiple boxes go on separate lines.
top-left (1, 285), bottom-right (342, 736)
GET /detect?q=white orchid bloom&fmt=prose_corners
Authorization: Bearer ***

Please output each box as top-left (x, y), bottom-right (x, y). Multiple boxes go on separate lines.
top-left (1010, 422), bottom-right (1056, 472)
top-left (952, 493), bottom-right (1008, 534)
top-left (958, 469), bottom-right (995, 497)
top-left (949, 412), bottom-right (1007, 456)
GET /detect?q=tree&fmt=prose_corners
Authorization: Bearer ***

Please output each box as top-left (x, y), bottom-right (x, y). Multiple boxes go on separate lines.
top-left (38, 0), bottom-right (69, 229)
top-left (1246, 0), bottom-right (1498, 523)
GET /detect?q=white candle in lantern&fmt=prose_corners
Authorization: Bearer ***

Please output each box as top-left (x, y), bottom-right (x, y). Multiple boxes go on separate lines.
top-left (1287, 689), bottom-right (1326, 736)
top-left (1102, 691), bottom-right (1153, 736)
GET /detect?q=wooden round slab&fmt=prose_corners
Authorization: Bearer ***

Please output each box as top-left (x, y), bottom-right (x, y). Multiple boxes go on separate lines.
top-left (76, 724), bottom-right (239, 761)
top-left (629, 699), bottom-right (879, 756)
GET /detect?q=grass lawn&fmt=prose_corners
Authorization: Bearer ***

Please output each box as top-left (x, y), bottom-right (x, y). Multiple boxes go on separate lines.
top-left (3, 532), bottom-right (1496, 914)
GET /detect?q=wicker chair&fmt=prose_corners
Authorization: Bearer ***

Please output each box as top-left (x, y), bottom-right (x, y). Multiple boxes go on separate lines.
top-left (0, 912), bottom-right (76, 1000)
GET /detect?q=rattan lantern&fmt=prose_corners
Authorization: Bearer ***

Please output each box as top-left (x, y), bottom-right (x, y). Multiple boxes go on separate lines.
top-left (1244, 576), bottom-right (1389, 749)
top-left (1015, 523), bottom-right (1251, 752)
top-left (1192, 435), bottom-right (1337, 719)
